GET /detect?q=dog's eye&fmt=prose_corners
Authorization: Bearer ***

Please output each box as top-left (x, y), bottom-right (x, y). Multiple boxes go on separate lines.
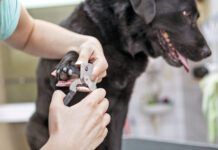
top-left (182, 10), bottom-right (191, 17)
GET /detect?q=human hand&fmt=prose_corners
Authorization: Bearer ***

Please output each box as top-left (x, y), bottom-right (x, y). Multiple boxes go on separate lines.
top-left (41, 89), bottom-right (110, 150)
top-left (51, 37), bottom-right (108, 87)
top-left (76, 37), bottom-right (108, 82)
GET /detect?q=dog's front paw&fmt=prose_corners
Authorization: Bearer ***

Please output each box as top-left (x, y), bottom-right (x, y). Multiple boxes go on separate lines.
top-left (55, 51), bottom-right (80, 81)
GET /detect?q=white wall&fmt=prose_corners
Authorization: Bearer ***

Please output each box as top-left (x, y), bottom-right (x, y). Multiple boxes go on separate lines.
top-left (210, 0), bottom-right (218, 16)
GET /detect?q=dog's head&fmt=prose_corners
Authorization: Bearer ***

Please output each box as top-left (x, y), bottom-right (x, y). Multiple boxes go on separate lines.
top-left (130, 0), bottom-right (211, 71)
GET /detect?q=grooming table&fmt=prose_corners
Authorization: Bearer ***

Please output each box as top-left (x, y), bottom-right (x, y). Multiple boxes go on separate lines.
top-left (122, 138), bottom-right (218, 150)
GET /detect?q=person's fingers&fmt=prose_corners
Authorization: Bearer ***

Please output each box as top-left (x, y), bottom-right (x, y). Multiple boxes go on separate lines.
top-left (75, 46), bottom-right (93, 65)
top-left (84, 99), bottom-right (109, 134)
top-left (96, 71), bottom-right (107, 83)
top-left (91, 128), bottom-right (108, 149)
top-left (50, 90), bottom-right (66, 108)
top-left (77, 86), bottom-right (91, 92)
top-left (99, 71), bottom-right (107, 79)
top-left (102, 128), bottom-right (108, 139)
top-left (101, 128), bottom-right (108, 142)
top-left (97, 78), bottom-right (102, 83)
top-left (72, 89), bottom-right (106, 109)
top-left (99, 128), bottom-right (108, 140)
top-left (92, 113), bottom-right (110, 143)
top-left (49, 91), bottom-right (66, 134)
top-left (102, 113), bottom-right (111, 127)
top-left (95, 113), bottom-right (111, 138)
top-left (92, 58), bottom-right (108, 81)
top-left (94, 98), bottom-right (109, 117)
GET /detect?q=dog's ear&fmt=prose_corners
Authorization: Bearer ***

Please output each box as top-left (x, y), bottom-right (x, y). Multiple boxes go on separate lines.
top-left (130, 0), bottom-right (156, 24)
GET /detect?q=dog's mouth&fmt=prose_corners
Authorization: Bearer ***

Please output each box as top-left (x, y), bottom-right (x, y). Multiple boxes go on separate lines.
top-left (157, 30), bottom-right (190, 72)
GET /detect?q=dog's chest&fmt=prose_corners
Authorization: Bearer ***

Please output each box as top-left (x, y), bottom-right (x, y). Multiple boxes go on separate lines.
top-left (101, 45), bottom-right (148, 92)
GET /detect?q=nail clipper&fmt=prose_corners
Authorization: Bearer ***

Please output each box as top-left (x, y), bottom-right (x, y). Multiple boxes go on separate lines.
top-left (63, 63), bottom-right (97, 106)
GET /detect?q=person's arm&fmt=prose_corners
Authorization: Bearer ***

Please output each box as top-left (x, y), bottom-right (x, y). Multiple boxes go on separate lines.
top-left (41, 89), bottom-right (110, 150)
top-left (5, 5), bottom-right (108, 81)
top-left (6, 5), bottom-right (93, 59)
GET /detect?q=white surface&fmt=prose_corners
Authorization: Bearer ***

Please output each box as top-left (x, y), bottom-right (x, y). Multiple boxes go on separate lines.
top-left (22, 0), bottom-right (84, 9)
top-left (210, 0), bottom-right (218, 16)
top-left (143, 104), bottom-right (172, 116)
top-left (0, 103), bottom-right (35, 123)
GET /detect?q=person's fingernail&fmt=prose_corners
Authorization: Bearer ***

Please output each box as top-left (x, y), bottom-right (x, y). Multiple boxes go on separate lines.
top-left (77, 87), bottom-right (91, 92)
top-left (75, 60), bottom-right (83, 65)
top-left (97, 79), bottom-right (102, 83)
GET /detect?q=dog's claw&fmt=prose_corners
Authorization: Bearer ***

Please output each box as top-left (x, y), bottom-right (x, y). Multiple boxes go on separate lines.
top-left (68, 69), bottom-right (73, 75)
top-left (57, 64), bottom-right (79, 81)
top-left (51, 70), bottom-right (57, 77)
top-left (63, 67), bottom-right (67, 72)
top-left (68, 69), bottom-right (73, 76)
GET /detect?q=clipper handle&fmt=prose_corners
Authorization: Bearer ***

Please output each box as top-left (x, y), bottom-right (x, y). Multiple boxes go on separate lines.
top-left (64, 91), bottom-right (76, 106)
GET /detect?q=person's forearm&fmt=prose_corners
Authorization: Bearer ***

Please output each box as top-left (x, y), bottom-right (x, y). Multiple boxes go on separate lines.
top-left (5, 5), bottom-right (92, 59)
top-left (23, 19), bottom-right (91, 59)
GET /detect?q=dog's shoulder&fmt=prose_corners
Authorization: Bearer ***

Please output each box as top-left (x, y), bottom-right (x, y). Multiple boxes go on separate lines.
top-left (61, 0), bottom-right (150, 57)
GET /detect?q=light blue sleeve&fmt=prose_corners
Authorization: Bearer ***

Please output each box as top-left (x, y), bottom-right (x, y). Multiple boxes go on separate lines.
top-left (0, 0), bottom-right (21, 40)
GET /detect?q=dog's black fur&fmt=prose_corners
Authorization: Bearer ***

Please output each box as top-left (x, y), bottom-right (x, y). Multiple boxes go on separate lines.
top-left (27, 0), bottom-right (211, 150)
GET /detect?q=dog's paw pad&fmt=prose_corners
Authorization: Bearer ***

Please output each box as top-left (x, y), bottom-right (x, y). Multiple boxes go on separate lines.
top-left (54, 51), bottom-right (80, 81)
top-left (56, 64), bottom-right (80, 81)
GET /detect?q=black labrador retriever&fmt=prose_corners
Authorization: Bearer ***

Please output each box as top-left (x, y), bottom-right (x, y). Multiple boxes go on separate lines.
top-left (27, 0), bottom-right (211, 149)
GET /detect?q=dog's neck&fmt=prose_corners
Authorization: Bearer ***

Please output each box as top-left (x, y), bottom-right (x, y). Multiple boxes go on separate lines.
top-left (84, 0), bottom-right (152, 57)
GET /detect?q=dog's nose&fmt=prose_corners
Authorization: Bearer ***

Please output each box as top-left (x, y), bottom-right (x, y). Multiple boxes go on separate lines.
top-left (200, 46), bottom-right (211, 58)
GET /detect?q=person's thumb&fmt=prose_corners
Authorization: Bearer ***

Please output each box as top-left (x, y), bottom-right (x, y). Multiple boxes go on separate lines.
top-left (50, 90), bottom-right (66, 108)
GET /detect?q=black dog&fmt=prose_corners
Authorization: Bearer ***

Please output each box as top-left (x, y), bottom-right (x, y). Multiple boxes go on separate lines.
top-left (27, 0), bottom-right (211, 149)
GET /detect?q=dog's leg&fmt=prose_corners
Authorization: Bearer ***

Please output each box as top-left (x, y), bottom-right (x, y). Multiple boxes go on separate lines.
top-left (107, 81), bottom-right (136, 150)
top-left (109, 104), bottom-right (129, 150)
top-left (95, 99), bottom-right (129, 150)
top-left (26, 59), bottom-right (56, 150)
top-left (26, 113), bottom-right (49, 150)
top-left (95, 83), bottom-right (134, 150)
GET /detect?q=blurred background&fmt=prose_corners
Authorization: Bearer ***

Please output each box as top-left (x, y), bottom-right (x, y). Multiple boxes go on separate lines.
top-left (0, 0), bottom-right (217, 149)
